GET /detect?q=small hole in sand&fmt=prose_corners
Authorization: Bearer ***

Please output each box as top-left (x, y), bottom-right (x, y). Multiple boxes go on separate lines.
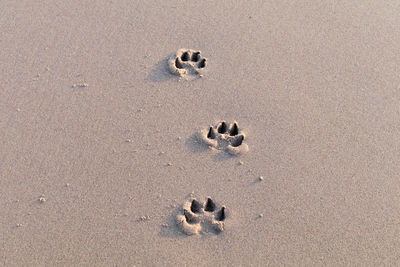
top-left (198, 58), bottom-right (206, 68)
top-left (207, 127), bottom-right (216, 139)
top-left (191, 52), bottom-right (200, 62)
top-left (231, 135), bottom-right (244, 147)
top-left (217, 122), bottom-right (227, 134)
top-left (215, 207), bottom-right (226, 221)
top-left (175, 58), bottom-right (183, 69)
top-left (229, 123), bottom-right (239, 136)
top-left (184, 210), bottom-right (198, 224)
top-left (181, 52), bottom-right (190, 61)
top-left (204, 198), bottom-right (216, 212)
top-left (190, 199), bottom-right (202, 213)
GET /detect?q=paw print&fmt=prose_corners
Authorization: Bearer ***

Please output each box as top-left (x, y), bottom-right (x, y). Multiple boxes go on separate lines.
top-left (168, 48), bottom-right (207, 79)
top-left (198, 121), bottom-right (249, 155)
top-left (176, 197), bottom-right (227, 235)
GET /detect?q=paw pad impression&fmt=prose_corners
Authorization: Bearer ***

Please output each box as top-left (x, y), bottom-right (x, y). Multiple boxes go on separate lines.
top-left (176, 197), bottom-right (227, 235)
top-left (198, 121), bottom-right (248, 155)
top-left (168, 48), bottom-right (207, 79)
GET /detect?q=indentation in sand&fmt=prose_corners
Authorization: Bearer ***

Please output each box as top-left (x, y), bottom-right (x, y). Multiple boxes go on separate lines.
top-left (72, 83), bottom-right (89, 88)
top-left (198, 121), bottom-right (249, 155)
top-left (168, 48), bottom-right (207, 80)
top-left (176, 197), bottom-right (227, 235)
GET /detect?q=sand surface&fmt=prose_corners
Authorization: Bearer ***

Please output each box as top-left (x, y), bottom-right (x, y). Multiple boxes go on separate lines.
top-left (1, 1), bottom-right (400, 266)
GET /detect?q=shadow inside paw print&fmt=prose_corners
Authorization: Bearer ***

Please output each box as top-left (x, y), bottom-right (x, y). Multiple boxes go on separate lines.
top-left (198, 121), bottom-right (249, 155)
top-left (176, 197), bottom-right (227, 235)
top-left (168, 48), bottom-right (207, 80)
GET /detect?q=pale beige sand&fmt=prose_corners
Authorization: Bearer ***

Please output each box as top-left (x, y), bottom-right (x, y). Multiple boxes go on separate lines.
top-left (168, 48), bottom-right (207, 80)
top-left (1, 1), bottom-right (400, 266)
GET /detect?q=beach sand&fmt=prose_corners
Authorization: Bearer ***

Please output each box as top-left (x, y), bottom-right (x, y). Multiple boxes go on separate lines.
top-left (1, 1), bottom-right (400, 266)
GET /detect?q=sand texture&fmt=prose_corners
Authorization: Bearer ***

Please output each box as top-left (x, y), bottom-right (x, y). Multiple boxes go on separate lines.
top-left (168, 48), bottom-right (207, 80)
top-left (198, 121), bottom-right (249, 155)
top-left (176, 197), bottom-right (226, 236)
top-left (1, 0), bottom-right (400, 266)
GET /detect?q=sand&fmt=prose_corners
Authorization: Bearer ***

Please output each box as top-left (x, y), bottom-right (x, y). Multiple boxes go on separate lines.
top-left (168, 48), bottom-right (206, 80)
top-left (1, 0), bottom-right (400, 266)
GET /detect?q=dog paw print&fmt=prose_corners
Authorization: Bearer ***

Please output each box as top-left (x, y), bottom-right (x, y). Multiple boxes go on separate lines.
top-left (176, 197), bottom-right (227, 235)
top-left (198, 121), bottom-right (249, 155)
top-left (168, 48), bottom-right (207, 79)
